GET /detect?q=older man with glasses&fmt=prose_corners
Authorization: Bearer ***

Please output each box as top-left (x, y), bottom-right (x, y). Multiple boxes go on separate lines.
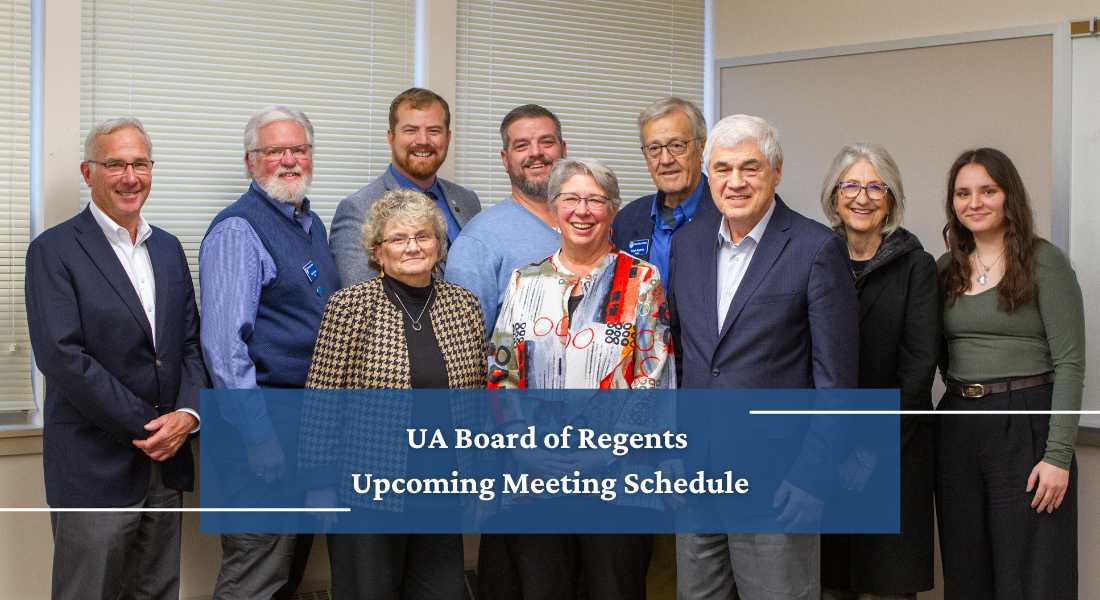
top-left (26, 117), bottom-right (208, 600)
top-left (199, 106), bottom-right (340, 600)
top-left (612, 97), bottom-right (718, 281)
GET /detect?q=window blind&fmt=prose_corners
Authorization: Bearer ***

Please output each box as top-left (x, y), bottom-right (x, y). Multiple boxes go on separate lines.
top-left (81, 0), bottom-right (415, 295)
top-left (455, 0), bottom-right (705, 204)
top-left (0, 0), bottom-right (33, 412)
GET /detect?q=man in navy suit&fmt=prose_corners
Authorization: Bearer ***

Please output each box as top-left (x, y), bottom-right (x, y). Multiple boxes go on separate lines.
top-left (25, 117), bottom-right (207, 600)
top-left (662, 114), bottom-right (858, 599)
top-left (612, 96), bottom-right (718, 281)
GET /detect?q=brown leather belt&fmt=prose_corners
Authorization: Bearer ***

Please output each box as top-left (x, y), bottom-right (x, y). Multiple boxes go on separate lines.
top-left (945, 373), bottom-right (1055, 399)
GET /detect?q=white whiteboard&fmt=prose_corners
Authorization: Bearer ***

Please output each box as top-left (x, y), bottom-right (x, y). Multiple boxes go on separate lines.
top-left (1069, 34), bottom-right (1100, 428)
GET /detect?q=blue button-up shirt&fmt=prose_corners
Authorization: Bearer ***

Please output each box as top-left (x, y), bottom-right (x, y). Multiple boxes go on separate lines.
top-left (648, 176), bottom-right (706, 280)
top-left (389, 164), bottom-right (460, 243)
top-left (198, 181), bottom-right (313, 445)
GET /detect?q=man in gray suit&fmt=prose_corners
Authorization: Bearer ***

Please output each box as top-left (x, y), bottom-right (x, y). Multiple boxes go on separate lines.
top-left (329, 87), bottom-right (481, 287)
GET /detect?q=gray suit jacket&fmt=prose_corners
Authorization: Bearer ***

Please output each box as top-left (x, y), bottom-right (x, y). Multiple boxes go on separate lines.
top-left (329, 167), bottom-right (481, 287)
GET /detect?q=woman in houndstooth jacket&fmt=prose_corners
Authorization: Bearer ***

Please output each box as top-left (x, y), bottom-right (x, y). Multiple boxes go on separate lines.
top-left (299, 188), bottom-right (488, 600)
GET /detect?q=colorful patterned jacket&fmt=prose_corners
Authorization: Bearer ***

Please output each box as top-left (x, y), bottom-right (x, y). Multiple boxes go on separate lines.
top-left (488, 250), bottom-right (676, 509)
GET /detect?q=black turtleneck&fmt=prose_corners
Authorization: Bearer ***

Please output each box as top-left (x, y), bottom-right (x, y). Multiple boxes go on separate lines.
top-left (382, 276), bottom-right (458, 507)
top-left (383, 276), bottom-right (448, 389)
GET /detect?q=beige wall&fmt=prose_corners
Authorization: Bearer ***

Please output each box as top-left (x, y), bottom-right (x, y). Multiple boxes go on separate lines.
top-left (713, 0), bottom-right (1097, 58)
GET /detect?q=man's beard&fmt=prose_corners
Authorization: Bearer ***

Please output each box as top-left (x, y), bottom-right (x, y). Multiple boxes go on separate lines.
top-left (257, 168), bottom-right (312, 206)
top-left (507, 155), bottom-right (551, 201)
top-left (395, 144), bottom-right (446, 181)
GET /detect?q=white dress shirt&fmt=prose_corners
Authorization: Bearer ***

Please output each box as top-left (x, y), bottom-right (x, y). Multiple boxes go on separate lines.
top-left (715, 199), bottom-right (777, 329)
top-left (88, 201), bottom-right (199, 430)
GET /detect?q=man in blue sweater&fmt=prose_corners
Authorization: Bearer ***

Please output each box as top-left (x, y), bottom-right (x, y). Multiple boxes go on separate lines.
top-left (445, 104), bottom-right (567, 337)
top-left (200, 106), bottom-right (339, 600)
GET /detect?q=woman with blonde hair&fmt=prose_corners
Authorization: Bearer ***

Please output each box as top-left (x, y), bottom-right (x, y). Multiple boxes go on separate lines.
top-left (299, 188), bottom-right (488, 600)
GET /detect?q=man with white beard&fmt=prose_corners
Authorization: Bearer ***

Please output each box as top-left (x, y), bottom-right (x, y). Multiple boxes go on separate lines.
top-left (200, 106), bottom-right (339, 600)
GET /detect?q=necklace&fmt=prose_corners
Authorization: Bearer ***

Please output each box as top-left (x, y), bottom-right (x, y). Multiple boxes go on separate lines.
top-left (974, 247), bottom-right (1005, 285)
top-left (393, 285), bottom-right (434, 331)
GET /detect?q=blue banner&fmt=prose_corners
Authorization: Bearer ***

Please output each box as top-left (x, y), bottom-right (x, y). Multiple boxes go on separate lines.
top-left (199, 389), bottom-right (900, 534)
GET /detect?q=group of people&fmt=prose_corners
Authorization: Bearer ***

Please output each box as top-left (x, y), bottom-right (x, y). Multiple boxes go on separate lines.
top-left (24, 85), bottom-right (1083, 600)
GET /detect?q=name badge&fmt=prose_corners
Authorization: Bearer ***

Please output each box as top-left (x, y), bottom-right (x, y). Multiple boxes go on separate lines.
top-left (627, 239), bottom-right (650, 257)
top-left (303, 261), bottom-right (319, 282)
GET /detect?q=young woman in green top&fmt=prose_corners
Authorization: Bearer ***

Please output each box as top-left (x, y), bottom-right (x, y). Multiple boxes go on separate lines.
top-left (937, 147), bottom-right (1083, 599)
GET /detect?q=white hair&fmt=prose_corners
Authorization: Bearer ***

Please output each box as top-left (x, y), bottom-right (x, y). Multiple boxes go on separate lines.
top-left (702, 114), bottom-right (782, 171)
top-left (243, 106), bottom-right (314, 180)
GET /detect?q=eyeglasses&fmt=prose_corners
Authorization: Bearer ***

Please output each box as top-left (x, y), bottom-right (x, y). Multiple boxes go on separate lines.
top-left (381, 233), bottom-right (437, 248)
top-left (640, 138), bottom-right (702, 159)
top-left (86, 160), bottom-right (154, 175)
top-left (554, 193), bottom-right (610, 209)
top-left (838, 182), bottom-right (890, 200)
top-left (249, 144), bottom-right (313, 160)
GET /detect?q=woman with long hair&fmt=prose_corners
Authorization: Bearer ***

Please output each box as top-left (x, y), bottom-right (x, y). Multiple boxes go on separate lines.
top-left (936, 147), bottom-right (1083, 599)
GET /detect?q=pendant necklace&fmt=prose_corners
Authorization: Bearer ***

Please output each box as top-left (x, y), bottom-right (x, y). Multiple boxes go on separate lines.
top-left (393, 285), bottom-right (434, 331)
top-left (975, 247), bottom-right (1005, 286)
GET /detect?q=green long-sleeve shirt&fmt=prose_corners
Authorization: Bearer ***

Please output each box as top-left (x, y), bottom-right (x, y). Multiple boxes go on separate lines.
top-left (939, 242), bottom-right (1085, 469)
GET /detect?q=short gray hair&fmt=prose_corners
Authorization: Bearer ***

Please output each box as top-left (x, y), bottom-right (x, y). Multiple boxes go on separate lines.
top-left (703, 114), bottom-right (782, 172)
top-left (84, 117), bottom-right (153, 162)
top-left (819, 142), bottom-right (906, 238)
top-left (361, 188), bottom-right (449, 272)
top-left (637, 97), bottom-right (707, 144)
top-left (545, 158), bottom-right (622, 214)
top-left (243, 106), bottom-right (315, 180)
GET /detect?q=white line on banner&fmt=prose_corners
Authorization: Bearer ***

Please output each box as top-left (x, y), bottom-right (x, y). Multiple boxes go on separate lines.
top-left (0, 508), bottom-right (351, 512)
top-left (749, 410), bottom-right (1100, 415)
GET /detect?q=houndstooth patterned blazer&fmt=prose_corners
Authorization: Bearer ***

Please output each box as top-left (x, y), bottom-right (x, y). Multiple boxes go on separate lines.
top-left (298, 277), bottom-right (489, 512)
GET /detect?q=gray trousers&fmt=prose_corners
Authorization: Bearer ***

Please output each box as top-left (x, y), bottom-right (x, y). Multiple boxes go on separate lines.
top-left (212, 533), bottom-right (314, 600)
top-left (328, 533), bottom-right (465, 600)
top-left (676, 532), bottom-right (819, 600)
top-left (51, 460), bottom-right (183, 600)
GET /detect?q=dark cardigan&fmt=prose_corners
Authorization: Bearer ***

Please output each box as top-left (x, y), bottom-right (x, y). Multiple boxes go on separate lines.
top-left (821, 227), bottom-right (940, 594)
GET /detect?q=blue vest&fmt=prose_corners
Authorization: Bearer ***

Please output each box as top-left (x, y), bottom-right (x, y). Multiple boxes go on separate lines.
top-left (205, 186), bottom-right (340, 388)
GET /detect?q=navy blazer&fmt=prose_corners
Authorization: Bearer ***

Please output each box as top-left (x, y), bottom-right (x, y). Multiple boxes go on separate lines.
top-left (26, 207), bottom-right (208, 508)
top-left (611, 175), bottom-right (718, 264)
top-left (667, 197), bottom-right (858, 514)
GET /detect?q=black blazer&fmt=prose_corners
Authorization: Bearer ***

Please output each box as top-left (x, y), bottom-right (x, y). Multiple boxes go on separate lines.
top-left (667, 197), bottom-right (859, 514)
top-left (26, 207), bottom-right (208, 507)
top-left (611, 175), bottom-right (718, 263)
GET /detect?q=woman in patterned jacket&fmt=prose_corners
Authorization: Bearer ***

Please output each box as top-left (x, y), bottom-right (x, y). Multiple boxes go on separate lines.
top-left (487, 157), bottom-right (676, 599)
top-left (298, 188), bottom-right (488, 600)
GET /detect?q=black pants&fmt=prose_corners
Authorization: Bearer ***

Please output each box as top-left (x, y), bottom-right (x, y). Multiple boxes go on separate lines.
top-left (935, 382), bottom-right (1077, 600)
top-left (478, 503), bottom-right (657, 600)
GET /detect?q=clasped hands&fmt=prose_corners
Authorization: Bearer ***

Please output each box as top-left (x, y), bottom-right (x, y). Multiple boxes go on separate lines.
top-left (131, 411), bottom-right (197, 462)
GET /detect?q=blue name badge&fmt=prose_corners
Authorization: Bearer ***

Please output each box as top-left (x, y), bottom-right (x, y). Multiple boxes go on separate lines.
top-left (303, 261), bottom-right (319, 282)
top-left (627, 239), bottom-right (650, 257)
